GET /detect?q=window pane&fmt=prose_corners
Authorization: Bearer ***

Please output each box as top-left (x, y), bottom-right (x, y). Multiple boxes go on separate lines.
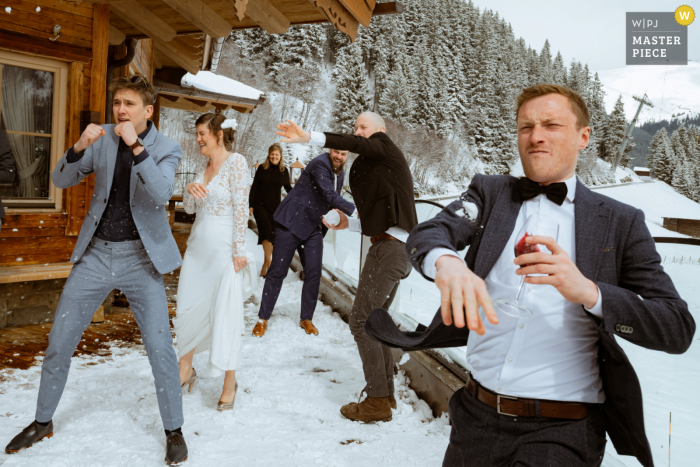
top-left (0, 135), bottom-right (50, 199)
top-left (1, 64), bottom-right (54, 134)
top-left (0, 64), bottom-right (55, 201)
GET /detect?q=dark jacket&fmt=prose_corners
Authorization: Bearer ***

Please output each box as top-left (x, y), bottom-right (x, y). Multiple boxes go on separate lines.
top-left (273, 153), bottom-right (355, 240)
top-left (324, 132), bottom-right (417, 237)
top-left (249, 163), bottom-right (292, 212)
top-left (365, 174), bottom-right (695, 467)
top-left (0, 129), bottom-right (17, 218)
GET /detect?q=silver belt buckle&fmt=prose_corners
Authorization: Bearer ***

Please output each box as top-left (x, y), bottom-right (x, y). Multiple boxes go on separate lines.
top-left (497, 394), bottom-right (518, 417)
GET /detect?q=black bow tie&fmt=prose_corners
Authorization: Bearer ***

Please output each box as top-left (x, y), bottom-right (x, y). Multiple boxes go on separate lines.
top-left (518, 177), bottom-right (568, 206)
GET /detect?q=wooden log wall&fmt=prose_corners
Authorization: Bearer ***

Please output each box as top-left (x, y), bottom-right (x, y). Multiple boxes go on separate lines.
top-left (0, 1), bottom-right (109, 266)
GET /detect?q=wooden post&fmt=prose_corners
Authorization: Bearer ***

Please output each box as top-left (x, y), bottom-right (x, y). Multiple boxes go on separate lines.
top-left (91, 4), bottom-right (110, 124)
top-left (92, 305), bottom-right (105, 323)
top-left (153, 95), bottom-right (161, 130)
top-left (64, 62), bottom-right (85, 234)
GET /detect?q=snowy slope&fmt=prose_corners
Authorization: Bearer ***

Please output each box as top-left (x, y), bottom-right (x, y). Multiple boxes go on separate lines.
top-left (596, 62), bottom-right (700, 122)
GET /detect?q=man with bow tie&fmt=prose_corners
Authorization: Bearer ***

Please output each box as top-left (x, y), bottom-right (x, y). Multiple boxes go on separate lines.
top-left (364, 84), bottom-right (695, 467)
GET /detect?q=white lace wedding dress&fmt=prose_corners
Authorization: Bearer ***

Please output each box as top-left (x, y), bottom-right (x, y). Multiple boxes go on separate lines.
top-left (173, 152), bottom-right (255, 376)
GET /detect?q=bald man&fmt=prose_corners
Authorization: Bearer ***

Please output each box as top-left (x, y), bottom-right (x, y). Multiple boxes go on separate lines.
top-left (277, 113), bottom-right (418, 422)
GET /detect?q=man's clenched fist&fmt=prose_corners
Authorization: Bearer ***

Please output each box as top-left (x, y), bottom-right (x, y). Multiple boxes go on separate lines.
top-left (114, 121), bottom-right (138, 147)
top-left (74, 124), bottom-right (105, 153)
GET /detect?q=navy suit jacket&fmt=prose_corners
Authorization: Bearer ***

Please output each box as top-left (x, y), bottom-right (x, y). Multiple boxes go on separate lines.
top-left (365, 174), bottom-right (695, 467)
top-left (274, 153), bottom-right (355, 240)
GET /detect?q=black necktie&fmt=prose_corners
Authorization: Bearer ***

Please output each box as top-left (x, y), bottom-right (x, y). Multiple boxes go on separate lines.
top-left (518, 177), bottom-right (568, 206)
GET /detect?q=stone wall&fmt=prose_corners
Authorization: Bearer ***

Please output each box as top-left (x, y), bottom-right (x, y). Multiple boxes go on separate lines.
top-left (0, 279), bottom-right (113, 329)
top-left (662, 218), bottom-right (700, 238)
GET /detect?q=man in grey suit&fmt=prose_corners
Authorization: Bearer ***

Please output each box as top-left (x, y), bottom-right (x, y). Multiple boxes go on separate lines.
top-left (365, 84), bottom-right (695, 466)
top-left (5, 76), bottom-right (188, 464)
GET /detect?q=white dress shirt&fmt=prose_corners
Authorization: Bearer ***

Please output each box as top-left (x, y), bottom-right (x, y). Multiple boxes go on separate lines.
top-left (309, 131), bottom-right (410, 243)
top-left (422, 176), bottom-right (605, 403)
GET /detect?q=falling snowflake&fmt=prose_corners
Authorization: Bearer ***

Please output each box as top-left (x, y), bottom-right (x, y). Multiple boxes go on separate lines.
top-left (5, 7), bottom-right (11, 13)
top-left (36, 6), bottom-right (41, 12)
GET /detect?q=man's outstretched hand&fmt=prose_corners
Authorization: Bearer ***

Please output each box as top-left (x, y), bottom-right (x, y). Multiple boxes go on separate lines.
top-left (277, 120), bottom-right (311, 144)
top-left (434, 255), bottom-right (498, 335)
top-left (322, 209), bottom-right (349, 230)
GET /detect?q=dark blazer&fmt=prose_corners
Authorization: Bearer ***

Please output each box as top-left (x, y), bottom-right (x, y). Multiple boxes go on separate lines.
top-left (0, 129), bottom-right (17, 218)
top-left (324, 132), bottom-right (418, 237)
top-left (273, 153), bottom-right (355, 240)
top-left (365, 174), bottom-right (695, 467)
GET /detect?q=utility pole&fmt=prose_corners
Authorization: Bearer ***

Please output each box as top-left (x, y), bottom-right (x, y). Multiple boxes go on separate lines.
top-left (612, 93), bottom-right (653, 171)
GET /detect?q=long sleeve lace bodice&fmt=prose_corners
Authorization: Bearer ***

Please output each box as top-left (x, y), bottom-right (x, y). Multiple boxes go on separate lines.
top-left (183, 153), bottom-right (250, 257)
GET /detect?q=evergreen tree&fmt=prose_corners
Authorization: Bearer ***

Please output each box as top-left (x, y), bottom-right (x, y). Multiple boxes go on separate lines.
top-left (331, 44), bottom-right (371, 133)
top-left (600, 95), bottom-right (632, 167)
top-left (378, 55), bottom-right (415, 125)
top-left (538, 40), bottom-right (553, 83)
top-left (552, 51), bottom-right (567, 86)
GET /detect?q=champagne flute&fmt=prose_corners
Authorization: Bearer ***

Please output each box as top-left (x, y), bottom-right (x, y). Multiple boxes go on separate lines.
top-left (493, 214), bottom-right (559, 319)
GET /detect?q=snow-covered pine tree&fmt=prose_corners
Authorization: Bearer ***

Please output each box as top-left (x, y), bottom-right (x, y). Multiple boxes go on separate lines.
top-left (599, 95), bottom-right (632, 167)
top-left (552, 51), bottom-right (567, 86)
top-left (538, 40), bottom-right (553, 83)
top-left (331, 43), bottom-right (371, 133)
top-left (378, 54), bottom-right (415, 125)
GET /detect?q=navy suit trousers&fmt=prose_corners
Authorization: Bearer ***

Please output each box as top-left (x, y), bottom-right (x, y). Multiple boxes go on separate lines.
top-left (258, 225), bottom-right (322, 321)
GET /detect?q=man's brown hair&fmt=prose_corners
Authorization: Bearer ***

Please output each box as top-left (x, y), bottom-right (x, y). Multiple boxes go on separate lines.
top-left (516, 84), bottom-right (590, 130)
top-left (109, 75), bottom-right (156, 107)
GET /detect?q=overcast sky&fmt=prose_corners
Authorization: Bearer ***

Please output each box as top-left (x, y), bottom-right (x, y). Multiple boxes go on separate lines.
top-left (476, 0), bottom-right (699, 72)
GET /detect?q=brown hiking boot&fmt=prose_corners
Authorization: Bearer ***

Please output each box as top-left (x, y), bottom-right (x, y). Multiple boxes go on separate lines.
top-left (340, 395), bottom-right (392, 423)
top-left (299, 319), bottom-right (319, 335)
top-left (252, 320), bottom-right (267, 337)
top-left (389, 395), bottom-right (397, 410)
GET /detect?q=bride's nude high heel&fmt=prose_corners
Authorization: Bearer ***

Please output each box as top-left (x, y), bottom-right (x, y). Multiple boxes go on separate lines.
top-left (181, 368), bottom-right (197, 393)
top-left (217, 383), bottom-right (238, 411)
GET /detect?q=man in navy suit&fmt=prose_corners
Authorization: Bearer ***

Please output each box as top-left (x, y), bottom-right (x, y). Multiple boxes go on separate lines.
top-left (253, 149), bottom-right (355, 337)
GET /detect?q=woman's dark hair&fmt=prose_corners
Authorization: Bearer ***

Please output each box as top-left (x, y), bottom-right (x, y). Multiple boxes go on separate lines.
top-left (262, 143), bottom-right (285, 172)
top-left (195, 113), bottom-right (235, 151)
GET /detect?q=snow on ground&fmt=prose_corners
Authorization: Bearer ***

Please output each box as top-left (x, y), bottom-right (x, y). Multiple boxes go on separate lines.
top-left (597, 62), bottom-right (700, 122)
top-left (0, 234), bottom-right (450, 467)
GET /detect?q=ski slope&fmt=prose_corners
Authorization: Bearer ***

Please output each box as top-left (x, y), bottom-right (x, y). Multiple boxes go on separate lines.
top-left (597, 62), bottom-right (700, 123)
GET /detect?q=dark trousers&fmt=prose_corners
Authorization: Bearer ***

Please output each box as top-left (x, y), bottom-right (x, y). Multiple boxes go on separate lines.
top-left (258, 225), bottom-right (323, 321)
top-left (443, 386), bottom-right (607, 467)
top-left (350, 239), bottom-right (412, 398)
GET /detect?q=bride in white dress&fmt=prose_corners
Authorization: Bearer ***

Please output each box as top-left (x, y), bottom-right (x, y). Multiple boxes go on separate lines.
top-left (173, 113), bottom-right (255, 411)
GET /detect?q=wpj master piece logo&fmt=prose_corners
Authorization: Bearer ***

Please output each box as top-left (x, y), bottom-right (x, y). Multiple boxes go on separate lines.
top-left (626, 7), bottom-right (692, 65)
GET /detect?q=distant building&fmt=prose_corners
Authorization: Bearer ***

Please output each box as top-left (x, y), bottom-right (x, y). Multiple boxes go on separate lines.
top-left (634, 167), bottom-right (651, 177)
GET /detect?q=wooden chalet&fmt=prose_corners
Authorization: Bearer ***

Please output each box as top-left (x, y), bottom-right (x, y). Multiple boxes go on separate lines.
top-left (0, 0), bottom-right (403, 328)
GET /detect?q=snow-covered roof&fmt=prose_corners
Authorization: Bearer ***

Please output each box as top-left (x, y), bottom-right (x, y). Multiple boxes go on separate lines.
top-left (634, 167), bottom-right (650, 171)
top-left (181, 71), bottom-right (264, 101)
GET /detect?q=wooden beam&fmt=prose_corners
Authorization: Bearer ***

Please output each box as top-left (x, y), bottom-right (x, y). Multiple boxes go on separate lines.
top-left (153, 38), bottom-right (201, 75)
top-left (108, 24), bottom-right (126, 45)
top-left (245, 0), bottom-right (290, 35)
top-left (110, 0), bottom-right (177, 42)
top-left (91, 4), bottom-right (110, 123)
top-left (309, 0), bottom-right (359, 41)
top-left (372, 1), bottom-right (404, 16)
top-left (159, 0), bottom-right (232, 38)
top-left (65, 61), bottom-right (84, 236)
top-left (338, 0), bottom-right (375, 28)
top-left (0, 28), bottom-right (92, 62)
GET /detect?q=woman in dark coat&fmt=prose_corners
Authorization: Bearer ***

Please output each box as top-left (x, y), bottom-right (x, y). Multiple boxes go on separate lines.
top-left (249, 143), bottom-right (292, 277)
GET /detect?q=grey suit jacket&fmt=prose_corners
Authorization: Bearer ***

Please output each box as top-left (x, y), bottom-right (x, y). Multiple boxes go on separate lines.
top-left (52, 124), bottom-right (183, 274)
top-left (365, 174), bottom-right (695, 467)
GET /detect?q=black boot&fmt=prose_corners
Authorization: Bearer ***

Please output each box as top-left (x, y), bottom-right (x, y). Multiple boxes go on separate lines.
top-left (5, 420), bottom-right (54, 453)
top-left (165, 431), bottom-right (188, 465)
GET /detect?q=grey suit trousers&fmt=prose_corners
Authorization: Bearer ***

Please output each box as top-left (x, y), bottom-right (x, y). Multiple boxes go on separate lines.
top-left (349, 239), bottom-right (412, 398)
top-left (35, 238), bottom-right (184, 430)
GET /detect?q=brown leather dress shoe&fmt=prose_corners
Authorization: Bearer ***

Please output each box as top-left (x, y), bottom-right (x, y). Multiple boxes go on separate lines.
top-left (340, 395), bottom-right (392, 423)
top-left (252, 320), bottom-right (267, 337)
top-left (299, 320), bottom-right (319, 335)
